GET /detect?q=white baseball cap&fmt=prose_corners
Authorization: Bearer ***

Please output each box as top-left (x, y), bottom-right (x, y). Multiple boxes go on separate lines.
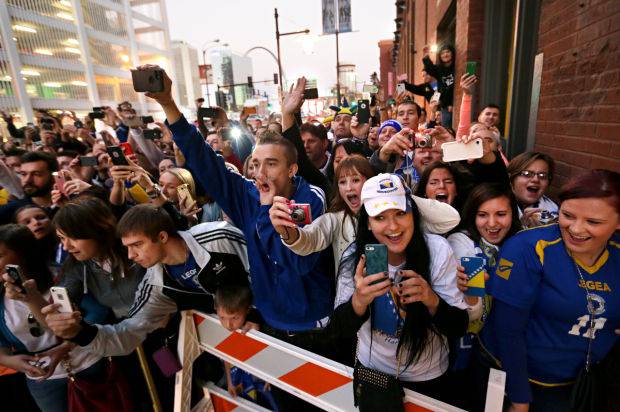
top-left (361, 173), bottom-right (412, 217)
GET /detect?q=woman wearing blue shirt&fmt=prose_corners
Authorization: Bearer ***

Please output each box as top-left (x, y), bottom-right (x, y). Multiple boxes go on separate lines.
top-left (481, 169), bottom-right (620, 411)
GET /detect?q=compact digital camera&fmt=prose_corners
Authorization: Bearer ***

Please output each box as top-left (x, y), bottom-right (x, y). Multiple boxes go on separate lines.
top-left (415, 133), bottom-right (432, 149)
top-left (288, 203), bottom-right (312, 225)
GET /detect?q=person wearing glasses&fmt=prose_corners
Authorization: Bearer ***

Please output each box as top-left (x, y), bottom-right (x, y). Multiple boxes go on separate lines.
top-left (507, 152), bottom-right (558, 228)
top-left (0, 224), bottom-right (104, 412)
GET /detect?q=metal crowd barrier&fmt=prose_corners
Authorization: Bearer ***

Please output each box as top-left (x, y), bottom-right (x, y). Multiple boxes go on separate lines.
top-left (174, 311), bottom-right (506, 412)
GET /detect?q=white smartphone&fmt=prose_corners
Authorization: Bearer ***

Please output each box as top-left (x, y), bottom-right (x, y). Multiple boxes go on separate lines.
top-left (50, 286), bottom-right (73, 313)
top-left (396, 83), bottom-right (406, 94)
top-left (441, 138), bottom-right (484, 162)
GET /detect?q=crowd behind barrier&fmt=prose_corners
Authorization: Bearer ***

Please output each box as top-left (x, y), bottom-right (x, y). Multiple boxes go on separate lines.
top-left (0, 43), bottom-right (617, 412)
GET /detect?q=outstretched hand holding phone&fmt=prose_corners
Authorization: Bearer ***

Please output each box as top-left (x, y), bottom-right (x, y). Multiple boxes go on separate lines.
top-left (134, 65), bottom-right (182, 125)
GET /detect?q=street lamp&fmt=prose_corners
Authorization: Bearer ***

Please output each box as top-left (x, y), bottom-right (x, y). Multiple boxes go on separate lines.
top-left (274, 8), bottom-right (309, 93)
top-left (201, 39), bottom-right (227, 106)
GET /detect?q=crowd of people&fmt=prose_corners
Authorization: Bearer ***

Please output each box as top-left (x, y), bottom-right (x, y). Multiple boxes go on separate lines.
top-left (0, 42), bottom-right (617, 412)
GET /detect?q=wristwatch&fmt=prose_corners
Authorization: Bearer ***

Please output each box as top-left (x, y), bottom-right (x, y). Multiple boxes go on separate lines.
top-left (146, 184), bottom-right (162, 199)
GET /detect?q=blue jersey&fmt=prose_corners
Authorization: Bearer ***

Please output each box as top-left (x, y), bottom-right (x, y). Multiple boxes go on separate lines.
top-left (482, 224), bottom-right (620, 385)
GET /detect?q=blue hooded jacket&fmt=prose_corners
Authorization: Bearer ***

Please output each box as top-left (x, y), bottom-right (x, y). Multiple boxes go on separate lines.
top-left (168, 116), bottom-right (332, 331)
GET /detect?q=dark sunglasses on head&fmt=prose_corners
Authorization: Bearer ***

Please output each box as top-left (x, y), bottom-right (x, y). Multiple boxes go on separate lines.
top-left (28, 313), bottom-right (43, 337)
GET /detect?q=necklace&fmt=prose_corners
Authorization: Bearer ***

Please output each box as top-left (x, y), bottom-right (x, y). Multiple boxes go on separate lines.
top-left (570, 253), bottom-right (596, 372)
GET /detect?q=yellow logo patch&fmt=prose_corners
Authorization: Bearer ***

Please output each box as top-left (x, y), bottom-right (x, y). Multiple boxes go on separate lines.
top-left (496, 258), bottom-right (513, 280)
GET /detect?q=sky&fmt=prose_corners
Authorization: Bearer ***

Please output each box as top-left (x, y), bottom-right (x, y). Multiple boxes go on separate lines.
top-left (165, 0), bottom-right (395, 96)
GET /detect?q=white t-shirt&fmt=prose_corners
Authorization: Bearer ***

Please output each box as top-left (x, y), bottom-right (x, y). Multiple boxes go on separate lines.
top-left (3, 294), bottom-right (101, 380)
top-left (356, 234), bottom-right (467, 382)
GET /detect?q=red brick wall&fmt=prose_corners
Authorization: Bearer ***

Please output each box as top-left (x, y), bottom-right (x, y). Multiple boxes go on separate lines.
top-left (535, 0), bottom-right (620, 188)
top-left (452, 0), bottom-right (485, 129)
top-left (378, 40), bottom-right (393, 100)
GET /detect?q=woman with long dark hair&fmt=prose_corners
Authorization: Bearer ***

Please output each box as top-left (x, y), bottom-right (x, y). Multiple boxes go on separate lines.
top-left (336, 174), bottom-right (469, 408)
top-left (0, 224), bottom-right (104, 412)
top-left (415, 161), bottom-right (469, 213)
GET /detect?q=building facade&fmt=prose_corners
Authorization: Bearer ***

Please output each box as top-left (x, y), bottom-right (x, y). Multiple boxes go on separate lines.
top-left (208, 48), bottom-right (253, 111)
top-left (390, 0), bottom-right (619, 187)
top-left (171, 40), bottom-right (201, 109)
top-left (0, 0), bottom-right (176, 123)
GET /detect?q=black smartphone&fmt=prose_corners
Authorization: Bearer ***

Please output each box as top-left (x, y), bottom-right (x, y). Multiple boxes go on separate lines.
top-left (197, 107), bottom-right (217, 120)
top-left (142, 115), bottom-right (154, 124)
top-left (143, 129), bottom-right (162, 140)
top-left (74, 120), bottom-right (84, 129)
top-left (92, 107), bottom-right (104, 112)
top-left (106, 146), bottom-right (129, 166)
top-left (79, 156), bottom-right (98, 167)
top-left (6, 264), bottom-right (24, 292)
top-left (131, 69), bottom-right (164, 93)
top-left (88, 112), bottom-right (105, 120)
top-left (41, 123), bottom-right (54, 131)
top-left (357, 99), bottom-right (370, 124)
top-left (303, 88), bottom-right (319, 99)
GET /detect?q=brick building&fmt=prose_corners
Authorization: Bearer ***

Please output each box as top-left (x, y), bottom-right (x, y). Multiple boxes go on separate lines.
top-left (387, 0), bottom-right (620, 188)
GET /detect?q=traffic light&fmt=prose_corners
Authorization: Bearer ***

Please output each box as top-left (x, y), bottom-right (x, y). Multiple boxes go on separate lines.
top-left (247, 76), bottom-right (253, 88)
top-left (273, 73), bottom-right (278, 85)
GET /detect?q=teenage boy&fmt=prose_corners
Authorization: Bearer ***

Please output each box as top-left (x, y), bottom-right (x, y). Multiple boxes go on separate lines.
top-left (42, 204), bottom-right (252, 356)
top-left (136, 65), bottom-right (334, 350)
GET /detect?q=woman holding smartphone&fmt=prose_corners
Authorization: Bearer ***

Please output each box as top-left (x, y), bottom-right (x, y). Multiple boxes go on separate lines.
top-left (481, 169), bottom-right (620, 411)
top-left (0, 224), bottom-right (104, 412)
top-left (327, 174), bottom-right (469, 408)
top-left (445, 183), bottom-right (522, 409)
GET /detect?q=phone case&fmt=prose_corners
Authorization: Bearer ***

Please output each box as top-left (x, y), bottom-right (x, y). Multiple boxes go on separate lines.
top-left (357, 99), bottom-right (370, 123)
top-left (441, 139), bottom-right (484, 162)
top-left (6, 265), bottom-right (24, 289)
top-left (466, 61), bottom-right (477, 76)
top-left (461, 257), bottom-right (486, 297)
top-left (396, 83), bottom-right (406, 94)
top-left (365, 244), bottom-right (388, 282)
top-left (50, 287), bottom-right (73, 313)
top-left (176, 184), bottom-right (194, 205)
top-left (107, 146), bottom-right (129, 166)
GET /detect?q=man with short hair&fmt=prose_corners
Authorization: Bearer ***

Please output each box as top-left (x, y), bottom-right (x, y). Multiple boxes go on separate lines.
top-left (0, 151), bottom-right (58, 223)
top-left (140, 66), bottom-right (333, 345)
top-left (57, 150), bottom-right (79, 171)
top-left (478, 104), bottom-right (501, 128)
top-left (300, 122), bottom-right (330, 174)
top-left (3, 148), bottom-right (25, 173)
top-left (43, 204), bottom-right (252, 356)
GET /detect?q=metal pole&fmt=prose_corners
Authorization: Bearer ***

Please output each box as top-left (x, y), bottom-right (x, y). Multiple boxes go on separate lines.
top-left (136, 345), bottom-right (163, 412)
top-left (202, 50), bottom-right (211, 107)
top-left (335, 30), bottom-right (341, 104)
top-left (275, 8), bottom-right (284, 93)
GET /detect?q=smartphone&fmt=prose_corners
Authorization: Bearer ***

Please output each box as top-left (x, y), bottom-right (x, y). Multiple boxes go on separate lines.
top-left (460, 257), bottom-right (486, 297)
top-left (466, 61), bottom-right (477, 77)
top-left (365, 244), bottom-right (388, 285)
top-left (142, 115), bottom-right (154, 124)
top-left (107, 146), bottom-right (129, 166)
top-left (119, 142), bottom-right (134, 156)
top-left (125, 117), bottom-right (143, 128)
top-left (176, 183), bottom-right (194, 206)
top-left (143, 129), bottom-right (162, 140)
top-left (288, 203), bottom-right (312, 225)
top-left (430, 91), bottom-right (441, 104)
top-left (5, 264), bottom-right (25, 292)
top-left (50, 286), bottom-right (73, 313)
top-left (88, 111), bottom-right (105, 120)
top-left (396, 82), bottom-right (406, 95)
top-left (79, 156), bottom-right (98, 167)
top-left (41, 122), bottom-right (54, 131)
top-left (74, 120), bottom-right (84, 129)
top-left (243, 106), bottom-right (257, 115)
top-left (52, 171), bottom-right (66, 195)
top-left (303, 88), bottom-right (319, 100)
top-left (131, 68), bottom-right (164, 93)
top-left (357, 99), bottom-right (370, 124)
top-left (197, 107), bottom-right (218, 123)
top-left (441, 139), bottom-right (484, 162)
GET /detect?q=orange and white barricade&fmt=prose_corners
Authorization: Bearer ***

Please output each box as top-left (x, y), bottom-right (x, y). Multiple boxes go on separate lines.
top-left (176, 311), bottom-right (505, 412)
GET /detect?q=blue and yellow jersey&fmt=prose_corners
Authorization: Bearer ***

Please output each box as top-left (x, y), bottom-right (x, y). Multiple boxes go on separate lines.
top-left (483, 224), bottom-right (620, 385)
